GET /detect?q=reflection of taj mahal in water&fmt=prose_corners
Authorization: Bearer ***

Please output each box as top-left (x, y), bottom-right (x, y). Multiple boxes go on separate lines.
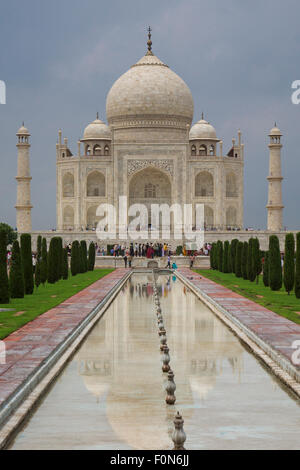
top-left (75, 275), bottom-right (243, 449)
top-left (55, 32), bottom-right (244, 232)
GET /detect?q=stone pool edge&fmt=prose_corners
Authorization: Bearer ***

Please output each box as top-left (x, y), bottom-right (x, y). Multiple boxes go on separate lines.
top-left (0, 270), bottom-right (132, 449)
top-left (176, 271), bottom-right (300, 398)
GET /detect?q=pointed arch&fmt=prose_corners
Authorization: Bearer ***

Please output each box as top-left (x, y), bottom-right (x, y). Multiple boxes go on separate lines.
top-left (195, 171), bottom-right (214, 197)
top-left (87, 171), bottom-right (105, 197)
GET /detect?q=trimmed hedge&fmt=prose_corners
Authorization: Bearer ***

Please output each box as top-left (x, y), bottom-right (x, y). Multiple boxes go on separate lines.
top-left (223, 241), bottom-right (230, 273)
top-left (71, 241), bottom-right (80, 276)
top-left (35, 235), bottom-right (42, 289)
top-left (263, 251), bottom-right (269, 287)
top-left (269, 235), bottom-right (282, 291)
top-left (9, 240), bottom-right (24, 299)
top-left (0, 230), bottom-right (10, 303)
top-left (88, 242), bottom-right (96, 271)
top-left (242, 241), bottom-right (248, 280)
top-left (283, 233), bottom-right (295, 295)
top-left (20, 234), bottom-right (34, 295)
top-left (295, 232), bottom-right (300, 299)
top-left (40, 238), bottom-right (48, 285)
top-left (235, 241), bottom-right (243, 278)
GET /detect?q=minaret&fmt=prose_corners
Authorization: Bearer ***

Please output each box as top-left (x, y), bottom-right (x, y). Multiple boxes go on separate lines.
top-left (15, 123), bottom-right (33, 233)
top-left (266, 124), bottom-right (284, 231)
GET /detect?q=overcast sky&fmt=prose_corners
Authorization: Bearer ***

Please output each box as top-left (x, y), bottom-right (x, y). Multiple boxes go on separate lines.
top-left (0, 0), bottom-right (299, 230)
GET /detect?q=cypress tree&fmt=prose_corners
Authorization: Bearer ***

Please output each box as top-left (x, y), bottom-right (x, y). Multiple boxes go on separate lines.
top-left (88, 242), bottom-right (96, 271)
top-left (217, 241), bottom-right (223, 272)
top-left (223, 241), bottom-right (229, 273)
top-left (71, 241), bottom-right (80, 276)
top-left (283, 233), bottom-right (295, 295)
top-left (269, 235), bottom-right (282, 291)
top-left (210, 243), bottom-right (215, 269)
top-left (247, 238), bottom-right (254, 281)
top-left (295, 232), bottom-right (300, 299)
top-left (40, 238), bottom-right (48, 285)
top-left (242, 241), bottom-right (248, 280)
top-left (235, 241), bottom-right (243, 278)
top-left (252, 238), bottom-right (261, 283)
top-left (263, 251), bottom-right (270, 287)
top-left (9, 240), bottom-right (24, 298)
top-left (0, 230), bottom-right (10, 303)
top-left (48, 237), bottom-right (57, 284)
top-left (55, 237), bottom-right (63, 281)
top-left (227, 242), bottom-right (232, 273)
top-left (20, 233), bottom-right (34, 295)
top-left (62, 247), bottom-right (69, 280)
top-left (35, 235), bottom-right (42, 289)
top-left (80, 240), bottom-right (88, 273)
top-left (231, 239), bottom-right (238, 274)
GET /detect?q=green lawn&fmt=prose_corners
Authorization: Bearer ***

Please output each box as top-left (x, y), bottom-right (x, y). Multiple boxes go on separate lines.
top-left (0, 269), bottom-right (114, 340)
top-left (196, 270), bottom-right (300, 325)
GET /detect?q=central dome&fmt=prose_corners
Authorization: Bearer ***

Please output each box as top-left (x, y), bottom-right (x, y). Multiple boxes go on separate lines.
top-left (106, 51), bottom-right (194, 129)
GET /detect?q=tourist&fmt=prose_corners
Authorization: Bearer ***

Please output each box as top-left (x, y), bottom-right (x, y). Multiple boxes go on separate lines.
top-left (32, 254), bottom-right (37, 274)
top-left (166, 255), bottom-right (171, 269)
top-left (190, 253), bottom-right (195, 268)
top-left (123, 251), bottom-right (128, 268)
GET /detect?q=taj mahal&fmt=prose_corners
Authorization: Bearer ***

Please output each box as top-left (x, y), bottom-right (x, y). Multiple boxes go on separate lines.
top-left (15, 30), bottom-right (285, 250)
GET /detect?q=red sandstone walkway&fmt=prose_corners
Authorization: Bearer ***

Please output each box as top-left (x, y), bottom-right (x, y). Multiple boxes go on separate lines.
top-left (179, 269), bottom-right (300, 372)
top-left (0, 269), bottom-right (128, 409)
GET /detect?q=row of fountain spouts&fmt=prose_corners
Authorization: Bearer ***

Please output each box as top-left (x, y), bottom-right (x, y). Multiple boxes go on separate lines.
top-left (152, 277), bottom-right (187, 451)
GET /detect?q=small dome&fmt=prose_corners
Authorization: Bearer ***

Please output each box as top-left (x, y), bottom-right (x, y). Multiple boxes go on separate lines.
top-left (82, 116), bottom-right (111, 140)
top-left (269, 124), bottom-right (282, 136)
top-left (189, 117), bottom-right (218, 140)
top-left (17, 124), bottom-right (30, 135)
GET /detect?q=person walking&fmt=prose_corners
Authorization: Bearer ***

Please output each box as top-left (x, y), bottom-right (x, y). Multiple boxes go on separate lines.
top-left (166, 255), bottom-right (171, 269)
top-left (123, 251), bottom-right (128, 268)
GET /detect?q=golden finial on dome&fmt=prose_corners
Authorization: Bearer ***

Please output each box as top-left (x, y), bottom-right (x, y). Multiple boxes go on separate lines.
top-left (146, 26), bottom-right (153, 56)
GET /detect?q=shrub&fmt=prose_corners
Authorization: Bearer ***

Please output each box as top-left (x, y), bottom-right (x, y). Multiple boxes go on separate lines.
top-left (88, 242), bottom-right (96, 271)
top-left (20, 233), bottom-right (34, 295)
top-left (242, 241), bottom-right (248, 280)
top-left (0, 230), bottom-right (10, 303)
top-left (263, 251), bottom-right (269, 287)
top-left (107, 244), bottom-right (114, 256)
top-left (295, 233), bottom-right (300, 299)
top-left (223, 241), bottom-right (230, 273)
top-left (9, 240), bottom-right (24, 298)
top-left (283, 233), bottom-right (295, 295)
top-left (235, 241), bottom-right (243, 278)
top-left (176, 246), bottom-right (183, 256)
top-left (269, 235), bottom-right (282, 291)
top-left (40, 238), bottom-right (48, 285)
